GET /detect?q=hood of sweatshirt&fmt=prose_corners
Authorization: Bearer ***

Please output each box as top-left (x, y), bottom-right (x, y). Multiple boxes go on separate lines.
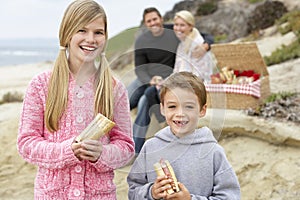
top-left (154, 126), bottom-right (217, 145)
top-left (136, 126), bottom-right (219, 173)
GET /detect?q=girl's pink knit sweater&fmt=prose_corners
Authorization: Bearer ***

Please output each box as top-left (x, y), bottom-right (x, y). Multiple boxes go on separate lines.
top-left (17, 71), bottom-right (134, 199)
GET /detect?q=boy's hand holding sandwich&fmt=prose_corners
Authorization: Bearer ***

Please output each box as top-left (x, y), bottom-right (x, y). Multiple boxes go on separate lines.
top-left (151, 159), bottom-right (191, 199)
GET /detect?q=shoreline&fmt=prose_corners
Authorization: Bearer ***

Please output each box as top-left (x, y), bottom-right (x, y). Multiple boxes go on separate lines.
top-left (0, 62), bottom-right (52, 98)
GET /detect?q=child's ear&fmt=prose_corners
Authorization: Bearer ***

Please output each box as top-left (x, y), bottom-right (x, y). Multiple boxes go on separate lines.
top-left (199, 104), bottom-right (207, 118)
top-left (160, 103), bottom-right (165, 116)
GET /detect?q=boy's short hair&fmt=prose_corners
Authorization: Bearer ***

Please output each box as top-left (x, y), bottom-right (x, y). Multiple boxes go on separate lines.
top-left (160, 72), bottom-right (207, 108)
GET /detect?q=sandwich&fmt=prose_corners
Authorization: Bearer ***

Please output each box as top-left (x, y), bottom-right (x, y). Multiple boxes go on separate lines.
top-left (153, 159), bottom-right (180, 194)
top-left (75, 113), bottom-right (115, 142)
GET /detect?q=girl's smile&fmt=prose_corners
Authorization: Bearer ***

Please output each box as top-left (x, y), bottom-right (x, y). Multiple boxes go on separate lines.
top-left (80, 45), bottom-right (98, 52)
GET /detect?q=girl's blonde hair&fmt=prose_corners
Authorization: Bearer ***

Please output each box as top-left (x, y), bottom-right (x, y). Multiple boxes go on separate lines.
top-left (174, 10), bottom-right (201, 54)
top-left (45, 0), bottom-right (114, 132)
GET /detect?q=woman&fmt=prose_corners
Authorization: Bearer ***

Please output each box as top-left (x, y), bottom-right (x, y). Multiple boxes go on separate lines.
top-left (173, 10), bottom-right (214, 82)
top-left (17, 0), bottom-right (134, 199)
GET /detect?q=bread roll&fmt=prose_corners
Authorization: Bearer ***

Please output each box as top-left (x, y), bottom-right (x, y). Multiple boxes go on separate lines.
top-left (153, 159), bottom-right (179, 194)
top-left (75, 113), bottom-right (115, 142)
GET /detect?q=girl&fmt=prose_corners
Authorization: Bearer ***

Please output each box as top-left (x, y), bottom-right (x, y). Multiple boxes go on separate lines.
top-left (17, 0), bottom-right (134, 199)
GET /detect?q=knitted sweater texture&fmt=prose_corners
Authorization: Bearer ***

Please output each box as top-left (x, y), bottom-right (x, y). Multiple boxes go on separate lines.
top-left (18, 70), bottom-right (134, 199)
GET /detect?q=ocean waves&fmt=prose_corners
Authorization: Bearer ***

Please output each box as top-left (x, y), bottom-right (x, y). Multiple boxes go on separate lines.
top-left (0, 38), bottom-right (59, 67)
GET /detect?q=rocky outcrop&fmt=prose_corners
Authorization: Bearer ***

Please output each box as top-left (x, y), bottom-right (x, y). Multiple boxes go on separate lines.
top-left (247, 0), bottom-right (287, 33)
top-left (108, 0), bottom-right (295, 68)
top-left (246, 93), bottom-right (300, 124)
top-left (164, 0), bottom-right (288, 42)
top-left (202, 109), bottom-right (300, 147)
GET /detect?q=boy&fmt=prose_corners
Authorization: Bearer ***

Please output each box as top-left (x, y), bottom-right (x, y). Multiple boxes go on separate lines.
top-left (127, 72), bottom-right (240, 200)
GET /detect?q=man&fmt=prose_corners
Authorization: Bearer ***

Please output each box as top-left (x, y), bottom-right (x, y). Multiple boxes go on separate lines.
top-left (127, 7), bottom-right (213, 154)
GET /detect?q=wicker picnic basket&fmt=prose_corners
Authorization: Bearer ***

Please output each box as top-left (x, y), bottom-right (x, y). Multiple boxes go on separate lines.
top-left (207, 42), bottom-right (271, 110)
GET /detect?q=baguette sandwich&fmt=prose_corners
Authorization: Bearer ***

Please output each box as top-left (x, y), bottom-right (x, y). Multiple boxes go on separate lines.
top-left (153, 159), bottom-right (180, 194)
top-left (75, 113), bottom-right (115, 142)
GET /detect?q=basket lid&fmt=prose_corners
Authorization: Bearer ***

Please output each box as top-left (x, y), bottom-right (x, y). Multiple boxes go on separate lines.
top-left (211, 42), bottom-right (269, 76)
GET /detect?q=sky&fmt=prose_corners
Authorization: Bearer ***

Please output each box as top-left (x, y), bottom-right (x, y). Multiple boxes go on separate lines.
top-left (0, 0), bottom-right (180, 39)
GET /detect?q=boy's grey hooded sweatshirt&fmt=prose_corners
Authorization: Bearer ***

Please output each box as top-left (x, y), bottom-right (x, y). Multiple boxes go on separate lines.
top-left (127, 126), bottom-right (240, 200)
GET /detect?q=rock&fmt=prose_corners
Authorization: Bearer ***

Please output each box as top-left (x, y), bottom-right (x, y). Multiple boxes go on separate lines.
top-left (201, 109), bottom-right (300, 147)
top-left (164, 0), bottom-right (289, 42)
top-left (246, 93), bottom-right (300, 124)
top-left (247, 0), bottom-right (287, 33)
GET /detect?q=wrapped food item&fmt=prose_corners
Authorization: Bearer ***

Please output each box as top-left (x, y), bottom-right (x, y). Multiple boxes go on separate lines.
top-left (210, 66), bottom-right (236, 84)
top-left (221, 67), bottom-right (235, 84)
top-left (153, 159), bottom-right (180, 194)
top-left (210, 74), bottom-right (223, 84)
top-left (75, 113), bottom-right (115, 142)
top-left (211, 67), bottom-right (260, 84)
top-left (237, 76), bottom-right (254, 84)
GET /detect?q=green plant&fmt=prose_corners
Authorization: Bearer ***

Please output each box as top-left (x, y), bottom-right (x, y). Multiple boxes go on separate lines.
top-left (264, 38), bottom-right (300, 65)
top-left (248, 0), bottom-right (264, 4)
top-left (106, 27), bottom-right (139, 59)
top-left (0, 91), bottom-right (23, 105)
top-left (277, 10), bottom-right (300, 36)
top-left (263, 11), bottom-right (300, 65)
top-left (214, 34), bottom-right (228, 43)
top-left (264, 91), bottom-right (296, 103)
top-left (196, 1), bottom-right (218, 16)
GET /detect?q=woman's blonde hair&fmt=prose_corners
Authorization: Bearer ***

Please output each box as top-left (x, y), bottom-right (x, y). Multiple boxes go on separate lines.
top-left (174, 10), bottom-right (201, 54)
top-left (45, 0), bottom-right (114, 132)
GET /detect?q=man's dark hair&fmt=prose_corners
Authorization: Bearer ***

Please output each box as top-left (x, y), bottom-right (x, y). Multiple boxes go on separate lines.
top-left (143, 7), bottom-right (162, 22)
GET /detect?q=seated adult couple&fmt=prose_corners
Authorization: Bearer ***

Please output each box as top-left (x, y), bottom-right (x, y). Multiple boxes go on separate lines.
top-left (127, 8), bottom-right (215, 154)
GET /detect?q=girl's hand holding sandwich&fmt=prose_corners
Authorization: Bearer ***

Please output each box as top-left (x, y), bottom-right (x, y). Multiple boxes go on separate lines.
top-left (72, 139), bottom-right (103, 163)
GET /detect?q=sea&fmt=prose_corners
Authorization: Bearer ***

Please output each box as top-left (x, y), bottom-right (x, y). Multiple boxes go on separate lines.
top-left (0, 38), bottom-right (59, 67)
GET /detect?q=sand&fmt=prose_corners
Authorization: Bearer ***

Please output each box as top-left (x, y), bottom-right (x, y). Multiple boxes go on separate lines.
top-left (0, 30), bottom-right (300, 199)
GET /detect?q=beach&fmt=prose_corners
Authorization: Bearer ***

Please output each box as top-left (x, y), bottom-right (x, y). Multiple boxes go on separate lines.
top-left (1, 31), bottom-right (300, 199)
